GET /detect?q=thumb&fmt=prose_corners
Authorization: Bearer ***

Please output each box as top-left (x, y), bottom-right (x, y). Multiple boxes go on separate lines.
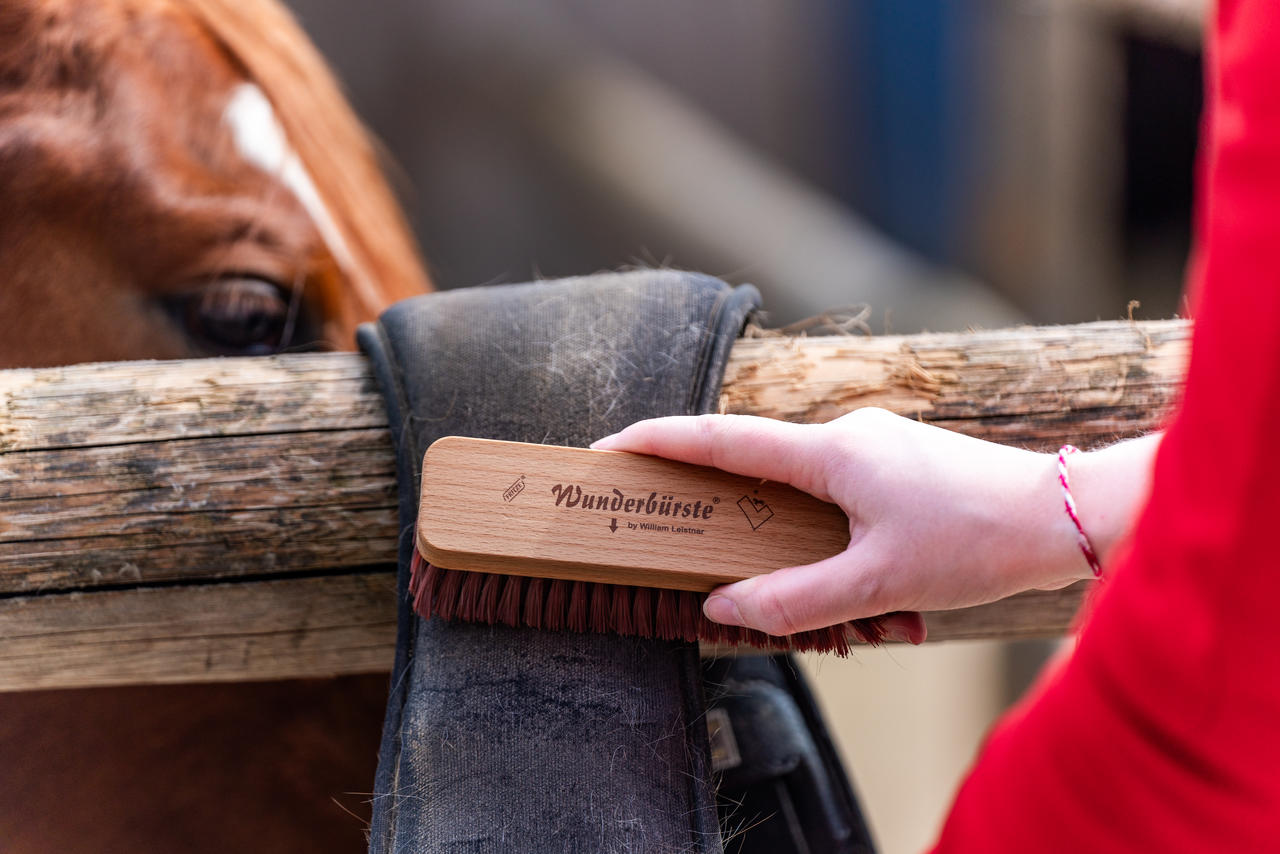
top-left (702, 551), bottom-right (926, 643)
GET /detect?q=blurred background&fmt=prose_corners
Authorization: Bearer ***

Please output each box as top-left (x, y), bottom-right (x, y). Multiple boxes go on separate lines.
top-left (283, 0), bottom-right (1204, 850)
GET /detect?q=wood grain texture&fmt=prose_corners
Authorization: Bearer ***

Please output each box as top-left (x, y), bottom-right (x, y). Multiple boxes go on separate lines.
top-left (722, 320), bottom-right (1188, 446)
top-left (0, 574), bottom-right (397, 690)
top-left (418, 437), bottom-right (851, 590)
top-left (0, 320), bottom-right (1188, 689)
top-left (0, 576), bottom-right (1087, 691)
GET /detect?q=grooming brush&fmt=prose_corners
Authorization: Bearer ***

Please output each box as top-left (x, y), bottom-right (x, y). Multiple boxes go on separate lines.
top-left (410, 436), bottom-right (890, 654)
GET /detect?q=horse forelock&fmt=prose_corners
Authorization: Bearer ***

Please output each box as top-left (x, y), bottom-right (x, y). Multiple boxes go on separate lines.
top-left (174, 0), bottom-right (431, 324)
top-left (0, 0), bottom-right (427, 365)
top-left (222, 82), bottom-right (359, 283)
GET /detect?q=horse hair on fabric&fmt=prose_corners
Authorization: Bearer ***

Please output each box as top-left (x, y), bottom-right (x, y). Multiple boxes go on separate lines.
top-left (358, 270), bottom-right (760, 854)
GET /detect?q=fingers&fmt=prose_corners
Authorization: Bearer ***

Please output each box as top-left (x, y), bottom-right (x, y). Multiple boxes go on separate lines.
top-left (592, 414), bottom-right (836, 501)
top-left (595, 413), bottom-right (926, 644)
top-left (701, 549), bottom-right (922, 641)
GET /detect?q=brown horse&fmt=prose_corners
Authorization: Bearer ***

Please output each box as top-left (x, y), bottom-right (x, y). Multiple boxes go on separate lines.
top-left (0, 0), bottom-right (430, 850)
top-left (0, 0), bottom-right (428, 367)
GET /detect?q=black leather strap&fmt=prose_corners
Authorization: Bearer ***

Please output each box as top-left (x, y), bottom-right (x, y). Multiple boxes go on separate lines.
top-left (705, 655), bottom-right (879, 853)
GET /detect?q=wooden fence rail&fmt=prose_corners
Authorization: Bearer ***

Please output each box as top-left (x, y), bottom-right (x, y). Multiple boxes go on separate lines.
top-left (0, 319), bottom-right (1190, 690)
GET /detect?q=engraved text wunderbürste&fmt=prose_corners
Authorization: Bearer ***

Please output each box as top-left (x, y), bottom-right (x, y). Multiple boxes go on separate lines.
top-left (549, 484), bottom-right (716, 520)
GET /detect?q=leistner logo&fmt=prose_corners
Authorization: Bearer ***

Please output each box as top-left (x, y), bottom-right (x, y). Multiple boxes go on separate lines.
top-left (737, 494), bottom-right (774, 531)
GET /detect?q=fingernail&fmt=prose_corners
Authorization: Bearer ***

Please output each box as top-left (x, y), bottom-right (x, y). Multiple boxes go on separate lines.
top-left (703, 595), bottom-right (744, 627)
top-left (590, 433), bottom-right (619, 450)
top-left (887, 625), bottom-right (914, 643)
top-left (886, 623), bottom-right (926, 645)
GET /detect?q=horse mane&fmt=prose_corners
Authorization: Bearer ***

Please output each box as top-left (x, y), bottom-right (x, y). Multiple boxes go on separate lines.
top-left (176, 0), bottom-right (431, 323)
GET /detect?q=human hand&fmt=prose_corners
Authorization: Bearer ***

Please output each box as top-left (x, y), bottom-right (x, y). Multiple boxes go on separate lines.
top-left (593, 409), bottom-right (1101, 642)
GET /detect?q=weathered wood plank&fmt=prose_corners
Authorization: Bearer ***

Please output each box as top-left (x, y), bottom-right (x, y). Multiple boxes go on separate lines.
top-left (722, 320), bottom-right (1188, 448)
top-left (0, 321), bottom-right (1187, 597)
top-left (0, 574), bottom-right (1088, 691)
top-left (0, 430), bottom-right (397, 592)
top-left (0, 574), bottom-right (397, 690)
top-left (923, 583), bottom-right (1091, 642)
top-left (0, 320), bottom-right (1189, 689)
top-left (0, 353), bottom-right (386, 451)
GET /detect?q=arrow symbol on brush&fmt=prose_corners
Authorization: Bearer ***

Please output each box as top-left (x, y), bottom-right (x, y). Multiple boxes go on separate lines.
top-left (609, 518), bottom-right (618, 533)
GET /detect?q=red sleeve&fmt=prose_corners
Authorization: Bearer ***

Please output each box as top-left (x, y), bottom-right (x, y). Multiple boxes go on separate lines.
top-left (930, 2), bottom-right (1280, 850)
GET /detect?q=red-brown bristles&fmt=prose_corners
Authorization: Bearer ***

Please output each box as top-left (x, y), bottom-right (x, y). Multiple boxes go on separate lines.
top-left (496, 575), bottom-right (524, 627)
top-left (407, 549), bottom-right (886, 655)
top-left (522, 577), bottom-right (545, 629)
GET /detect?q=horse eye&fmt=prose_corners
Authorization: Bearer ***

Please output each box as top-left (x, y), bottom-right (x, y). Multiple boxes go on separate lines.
top-left (169, 278), bottom-right (311, 356)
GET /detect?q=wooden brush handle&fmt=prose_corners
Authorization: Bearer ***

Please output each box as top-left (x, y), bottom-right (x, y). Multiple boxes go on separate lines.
top-left (417, 436), bottom-right (850, 591)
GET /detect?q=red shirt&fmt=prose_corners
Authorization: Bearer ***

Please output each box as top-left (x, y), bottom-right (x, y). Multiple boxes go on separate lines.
top-left (931, 2), bottom-right (1280, 850)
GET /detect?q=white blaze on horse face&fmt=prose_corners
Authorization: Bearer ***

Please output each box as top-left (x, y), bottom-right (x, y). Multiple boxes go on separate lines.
top-left (222, 83), bottom-right (357, 278)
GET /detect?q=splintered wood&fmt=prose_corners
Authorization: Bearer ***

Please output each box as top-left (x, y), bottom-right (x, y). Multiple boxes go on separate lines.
top-left (721, 321), bottom-right (1188, 448)
top-left (0, 320), bottom-right (1190, 690)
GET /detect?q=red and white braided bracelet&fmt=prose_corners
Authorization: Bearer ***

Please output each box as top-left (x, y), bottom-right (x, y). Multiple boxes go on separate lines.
top-left (1057, 444), bottom-right (1103, 578)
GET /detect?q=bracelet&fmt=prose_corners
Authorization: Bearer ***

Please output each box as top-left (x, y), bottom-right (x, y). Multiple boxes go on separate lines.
top-left (1057, 445), bottom-right (1103, 578)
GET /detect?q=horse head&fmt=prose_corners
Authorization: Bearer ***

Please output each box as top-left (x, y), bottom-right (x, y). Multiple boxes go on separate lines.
top-left (0, 0), bottom-right (430, 369)
top-left (0, 2), bottom-right (432, 850)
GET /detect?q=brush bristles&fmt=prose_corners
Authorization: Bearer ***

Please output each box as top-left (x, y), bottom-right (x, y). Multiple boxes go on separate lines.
top-left (590, 584), bottom-right (613, 634)
top-left (479, 574), bottom-right (503, 623)
top-left (611, 585), bottom-right (634, 637)
top-left (456, 571), bottom-right (484, 623)
top-left (496, 575), bottom-right (524, 627)
top-left (654, 588), bottom-right (680, 641)
top-left (544, 580), bottom-right (569, 632)
top-left (632, 586), bottom-right (653, 638)
top-left (522, 577), bottom-right (545, 629)
top-left (566, 581), bottom-right (590, 633)
top-left (408, 553), bottom-right (888, 655)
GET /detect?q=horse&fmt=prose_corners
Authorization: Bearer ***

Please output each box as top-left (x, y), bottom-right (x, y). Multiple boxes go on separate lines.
top-left (0, 0), bottom-right (430, 850)
top-left (0, 0), bottom-right (428, 367)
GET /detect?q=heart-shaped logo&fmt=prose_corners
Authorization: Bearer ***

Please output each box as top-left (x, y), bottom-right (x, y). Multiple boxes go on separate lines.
top-left (737, 494), bottom-right (774, 531)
